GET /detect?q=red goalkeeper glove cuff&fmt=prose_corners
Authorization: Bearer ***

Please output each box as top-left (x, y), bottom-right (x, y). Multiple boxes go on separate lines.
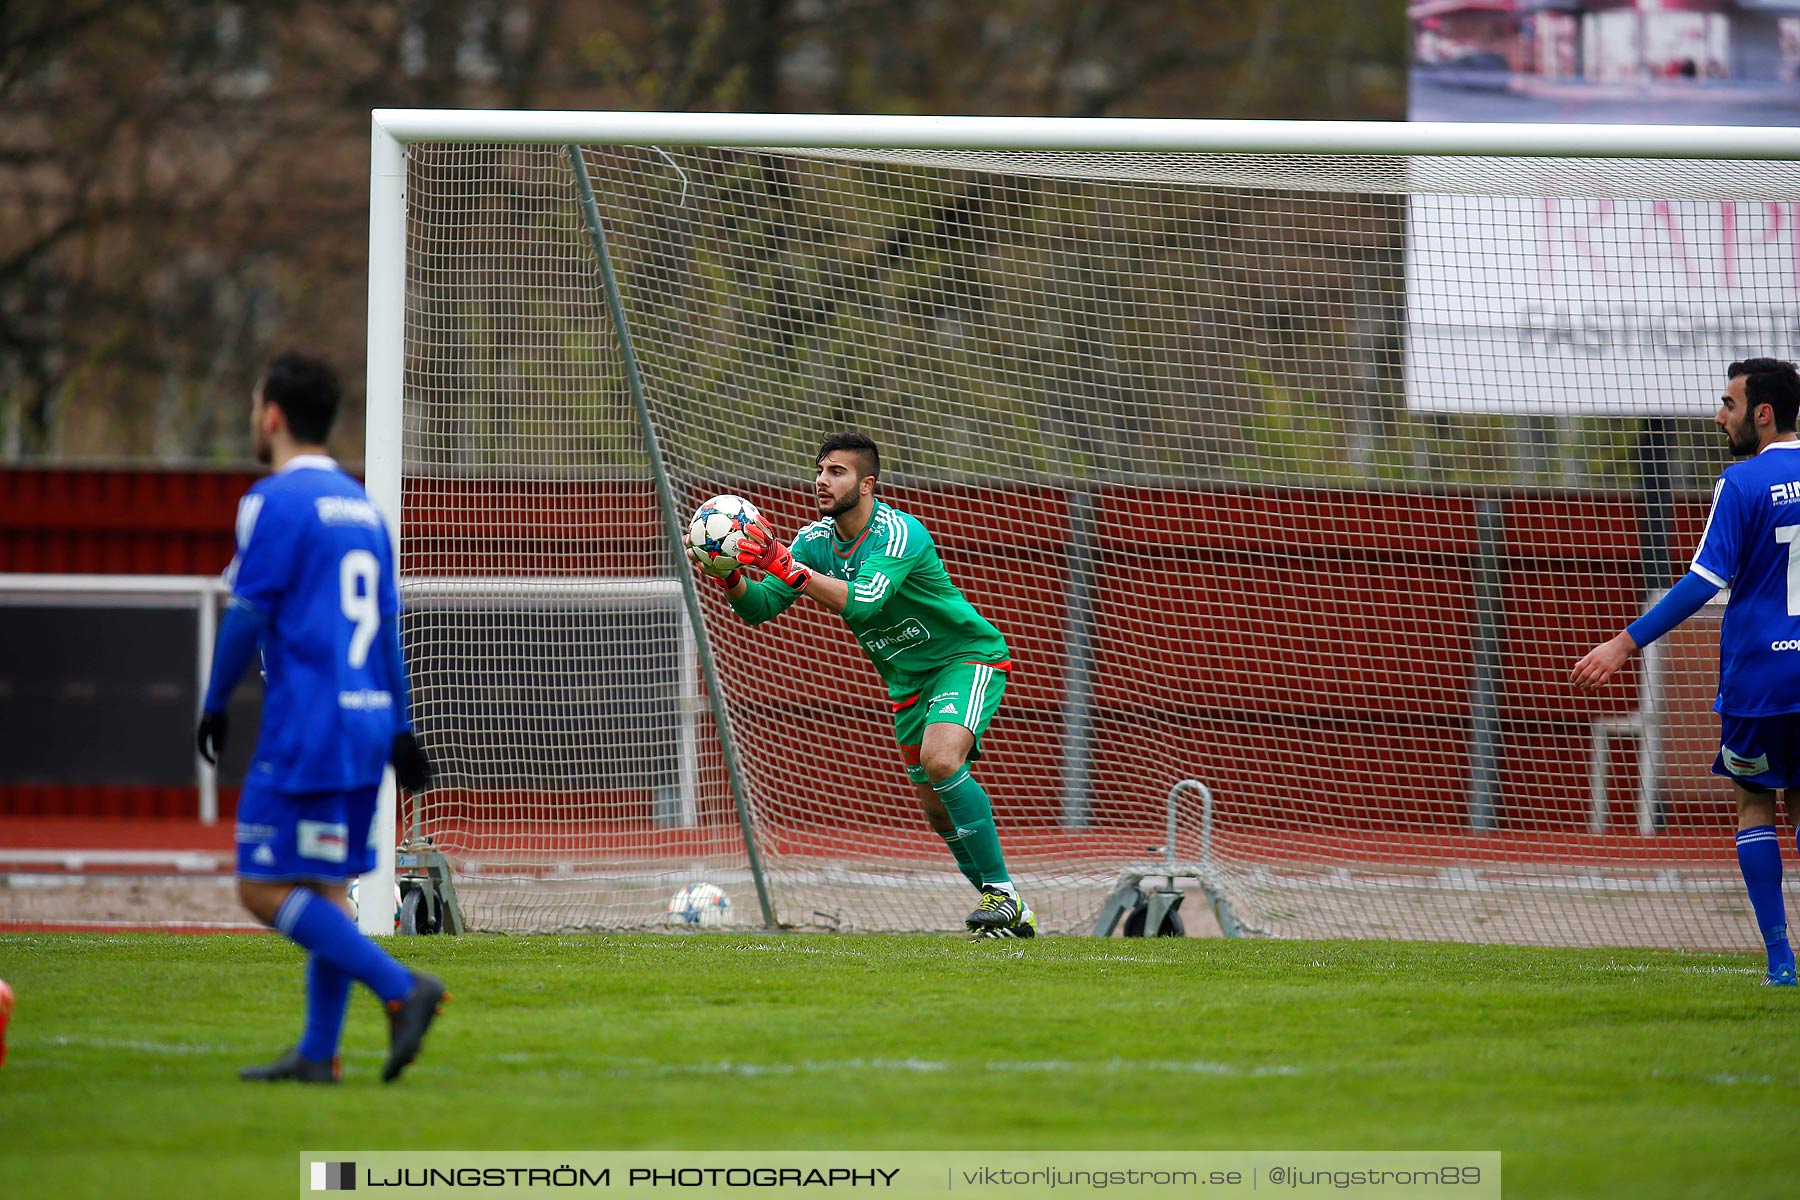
top-left (738, 523), bottom-right (812, 592)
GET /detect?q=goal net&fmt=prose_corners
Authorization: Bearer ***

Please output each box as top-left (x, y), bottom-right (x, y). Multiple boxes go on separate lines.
top-left (377, 114), bottom-right (1800, 946)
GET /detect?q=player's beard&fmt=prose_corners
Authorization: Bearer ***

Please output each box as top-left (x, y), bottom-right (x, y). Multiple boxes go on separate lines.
top-left (821, 487), bottom-right (861, 518)
top-left (1724, 412), bottom-right (1759, 457)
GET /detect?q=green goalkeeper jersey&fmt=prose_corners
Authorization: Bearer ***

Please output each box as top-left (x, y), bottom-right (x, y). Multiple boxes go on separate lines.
top-left (728, 499), bottom-right (1009, 698)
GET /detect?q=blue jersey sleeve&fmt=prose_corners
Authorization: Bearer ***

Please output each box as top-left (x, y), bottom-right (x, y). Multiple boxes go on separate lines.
top-left (224, 489), bottom-right (292, 615)
top-left (1691, 477), bottom-right (1741, 589)
top-left (1626, 570), bottom-right (1721, 648)
top-left (201, 599), bottom-right (266, 714)
top-left (376, 615), bottom-right (414, 734)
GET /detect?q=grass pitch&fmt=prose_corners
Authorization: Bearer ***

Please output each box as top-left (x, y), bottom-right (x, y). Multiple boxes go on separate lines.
top-left (1, 933), bottom-right (1791, 1199)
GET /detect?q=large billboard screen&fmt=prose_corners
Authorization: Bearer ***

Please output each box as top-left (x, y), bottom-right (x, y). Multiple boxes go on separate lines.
top-left (1407, 1), bottom-right (1800, 414)
top-left (1411, 0), bottom-right (1800, 127)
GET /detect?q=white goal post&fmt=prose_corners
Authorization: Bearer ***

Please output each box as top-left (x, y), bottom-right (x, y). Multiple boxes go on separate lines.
top-left (367, 110), bottom-right (1800, 944)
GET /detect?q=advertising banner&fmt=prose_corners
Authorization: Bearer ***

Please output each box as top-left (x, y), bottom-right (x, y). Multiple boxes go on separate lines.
top-left (1407, 1), bottom-right (1800, 413)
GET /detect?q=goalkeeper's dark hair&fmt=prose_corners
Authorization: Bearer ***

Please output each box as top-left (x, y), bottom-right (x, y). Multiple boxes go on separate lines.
top-left (817, 431), bottom-right (880, 479)
top-left (1728, 358), bottom-right (1800, 433)
top-left (260, 352), bottom-right (342, 445)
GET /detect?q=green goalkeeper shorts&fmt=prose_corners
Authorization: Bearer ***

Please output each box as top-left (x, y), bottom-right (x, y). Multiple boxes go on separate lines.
top-left (892, 659), bottom-right (1011, 784)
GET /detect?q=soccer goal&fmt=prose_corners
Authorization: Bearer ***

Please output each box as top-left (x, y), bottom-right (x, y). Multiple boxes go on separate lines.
top-left (366, 110), bottom-right (1800, 946)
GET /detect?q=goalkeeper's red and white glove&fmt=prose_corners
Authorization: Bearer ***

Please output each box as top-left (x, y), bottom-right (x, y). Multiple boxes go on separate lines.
top-left (686, 545), bottom-right (742, 591)
top-left (736, 520), bottom-right (812, 591)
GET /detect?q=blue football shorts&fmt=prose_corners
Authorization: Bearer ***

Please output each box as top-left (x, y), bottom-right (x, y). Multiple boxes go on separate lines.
top-left (1713, 713), bottom-right (1800, 793)
top-left (235, 780), bottom-right (382, 883)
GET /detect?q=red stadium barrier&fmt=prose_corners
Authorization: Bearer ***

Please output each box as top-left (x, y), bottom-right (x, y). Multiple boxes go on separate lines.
top-left (1, 468), bottom-right (1719, 834)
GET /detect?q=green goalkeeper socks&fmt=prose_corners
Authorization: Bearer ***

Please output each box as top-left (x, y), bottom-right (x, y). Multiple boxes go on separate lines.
top-left (938, 829), bottom-right (984, 891)
top-left (930, 766), bottom-right (1011, 888)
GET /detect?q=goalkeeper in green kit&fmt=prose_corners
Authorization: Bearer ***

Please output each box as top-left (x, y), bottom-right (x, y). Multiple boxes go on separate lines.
top-left (693, 432), bottom-right (1035, 939)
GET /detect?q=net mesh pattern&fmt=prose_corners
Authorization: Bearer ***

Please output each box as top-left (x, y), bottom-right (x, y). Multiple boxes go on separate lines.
top-left (773, 149), bottom-right (1800, 202)
top-left (399, 143), bottom-right (1800, 945)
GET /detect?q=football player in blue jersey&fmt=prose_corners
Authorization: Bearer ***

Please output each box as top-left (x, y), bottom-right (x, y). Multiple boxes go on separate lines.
top-left (1573, 358), bottom-right (1800, 986)
top-left (197, 353), bottom-right (446, 1080)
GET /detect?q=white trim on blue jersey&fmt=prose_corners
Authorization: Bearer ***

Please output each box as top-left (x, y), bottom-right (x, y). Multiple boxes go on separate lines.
top-left (230, 461), bottom-right (406, 792)
top-left (1689, 478), bottom-right (1729, 587)
top-left (1694, 436), bottom-right (1800, 715)
top-left (280, 453), bottom-right (340, 474)
top-left (224, 493), bottom-right (266, 591)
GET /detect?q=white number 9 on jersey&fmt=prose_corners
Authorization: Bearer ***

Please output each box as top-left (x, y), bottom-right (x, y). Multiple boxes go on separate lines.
top-left (340, 549), bottom-right (380, 668)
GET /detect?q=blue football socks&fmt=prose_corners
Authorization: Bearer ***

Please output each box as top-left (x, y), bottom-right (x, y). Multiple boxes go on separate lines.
top-left (298, 956), bottom-right (352, 1063)
top-left (275, 889), bottom-right (413, 1006)
top-left (1735, 826), bottom-right (1793, 976)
